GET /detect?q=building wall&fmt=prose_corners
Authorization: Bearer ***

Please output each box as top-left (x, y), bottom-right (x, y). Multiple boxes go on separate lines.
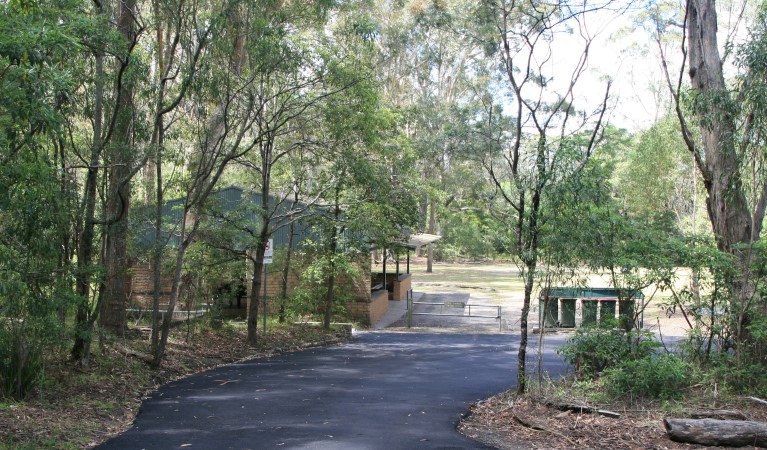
top-left (129, 250), bottom-right (385, 324)
top-left (391, 274), bottom-right (411, 301)
top-left (128, 264), bottom-right (179, 309)
top-left (346, 289), bottom-right (388, 326)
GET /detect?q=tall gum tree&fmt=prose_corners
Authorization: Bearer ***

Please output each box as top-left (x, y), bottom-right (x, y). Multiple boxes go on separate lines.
top-left (657, 0), bottom-right (766, 349)
top-left (474, 0), bottom-right (612, 393)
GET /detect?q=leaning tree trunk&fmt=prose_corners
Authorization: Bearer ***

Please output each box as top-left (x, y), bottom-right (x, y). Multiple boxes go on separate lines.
top-left (71, 46), bottom-right (104, 364)
top-left (686, 0), bottom-right (760, 349)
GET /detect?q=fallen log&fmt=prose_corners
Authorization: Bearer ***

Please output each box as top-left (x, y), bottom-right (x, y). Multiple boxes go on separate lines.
top-left (664, 418), bottom-right (767, 447)
top-left (689, 409), bottom-right (748, 420)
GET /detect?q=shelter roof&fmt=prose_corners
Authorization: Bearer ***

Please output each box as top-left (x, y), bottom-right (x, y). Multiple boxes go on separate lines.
top-left (541, 287), bottom-right (644, 300)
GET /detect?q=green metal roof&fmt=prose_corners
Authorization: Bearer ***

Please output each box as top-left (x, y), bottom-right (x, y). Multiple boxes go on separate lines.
top-left (136, 186), bottom-right (313, 250)
top-left (540, 287), bottom-right (644, 300)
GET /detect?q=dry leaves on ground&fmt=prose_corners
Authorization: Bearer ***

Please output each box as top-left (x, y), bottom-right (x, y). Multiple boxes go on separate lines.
top-left (0, 323), bottom-right (349, 449)
top-left (459, 391), bottom-right (767, 450)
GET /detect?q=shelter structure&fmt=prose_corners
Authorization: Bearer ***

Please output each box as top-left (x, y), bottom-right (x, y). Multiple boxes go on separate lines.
top-left (371, 234), bottom-right (442, 302)
top-left (128, 186), bottom-right (440, 326)
top-left (538, 287), bottom-right (644, 328)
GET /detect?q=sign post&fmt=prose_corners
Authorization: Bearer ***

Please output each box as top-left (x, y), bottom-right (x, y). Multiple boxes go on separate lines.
top-left (263, 239), bottom-right (273, 332)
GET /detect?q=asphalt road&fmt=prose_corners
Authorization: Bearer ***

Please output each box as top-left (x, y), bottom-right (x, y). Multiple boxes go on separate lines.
top-left (98, 332), bottom-right (568, 450)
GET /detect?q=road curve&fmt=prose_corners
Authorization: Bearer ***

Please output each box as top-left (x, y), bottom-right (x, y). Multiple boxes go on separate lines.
top-left (98, 332), bottom-right (568, 450)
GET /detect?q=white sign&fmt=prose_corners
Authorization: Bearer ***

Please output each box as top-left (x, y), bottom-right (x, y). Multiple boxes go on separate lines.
top-left (264, 239), bottom-right (273, 264)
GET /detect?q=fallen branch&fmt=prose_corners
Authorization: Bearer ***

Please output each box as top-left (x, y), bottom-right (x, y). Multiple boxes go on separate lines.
top-left (544, 401), bottom-right (621, 418)
top-left (512, 414), bottom-right (548, 431)
top-left (746, 396), bottom-right (767, 407)
top-left (664, 418), bottom-right (767, 447)
top-left (512, 413), bottom-right (581, 447)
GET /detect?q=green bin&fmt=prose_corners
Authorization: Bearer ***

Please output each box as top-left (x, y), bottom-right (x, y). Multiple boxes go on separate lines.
top-left (600, 300), bottom-right (616, 323)
top-left (560, 299), bottom-right (576, 327)
top-left (582, 300), bottom-right (597, 326)
top-left (539, 299), bottom-right (558, 327)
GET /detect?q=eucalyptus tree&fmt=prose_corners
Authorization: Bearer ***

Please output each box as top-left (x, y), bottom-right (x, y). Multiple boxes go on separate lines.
top-left (307, 56), bottom-right (420, 328)
top-left (142, 0), bottom-right (225, 363)
top-left (67, 0), bottom-right (148, 362)
top-left (473, 0), bottom-right (612, 393)
top-left (371, 0), bottom-right (482, 270)
top-left (209, 1), bottom-right (371, 346)
top-left (148, 0), bottom-right (320, 363)
top-left (615, 115), bottom-right (705, 233)
top-left (651, 0), bottom-right (767, 352)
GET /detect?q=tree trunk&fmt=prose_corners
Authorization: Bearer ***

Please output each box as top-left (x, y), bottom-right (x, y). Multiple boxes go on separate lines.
top-left (664, 418), bottom-right (767, 447)
top-left (278, 212), bottom-right (296, 324)
top-left (517, 260), bottom-right (535, 394)
top-left (71, 46), bottom-right (104, 364)
top-left (427, 200), bottom-right (435, 273)
top-left (100, 0), bottom-right (137, 335)
top-left (247, 239), bottom-right (266, 346)
top-left (686, 0), bottom-right (759, 348)
top-left (150, 165), bottom-right (163, 356)
top-left (323, 194), bottom-right (341, 329)
top-left (152, 211), bottom-right (193, 368)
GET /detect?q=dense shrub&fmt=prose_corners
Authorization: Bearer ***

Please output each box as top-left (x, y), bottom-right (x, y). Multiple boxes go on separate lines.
top-left (602, 353), bottom-right (690, 400)
top-left (0, 329), bottom-right (42, 399)
top-left (558, 323), bottom-right (660, 378)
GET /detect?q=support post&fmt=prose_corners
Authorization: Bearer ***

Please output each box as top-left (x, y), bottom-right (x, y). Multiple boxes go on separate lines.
top-left (407, 250), bottom-right (410, 274)
top-left (263, 264), bottom-right (267, 333)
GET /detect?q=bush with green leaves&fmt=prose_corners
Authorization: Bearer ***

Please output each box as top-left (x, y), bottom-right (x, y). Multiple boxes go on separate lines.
top-left (558, 323), bottom-right (660, 378)
top-left (602, 353), bottom-right (690, 400)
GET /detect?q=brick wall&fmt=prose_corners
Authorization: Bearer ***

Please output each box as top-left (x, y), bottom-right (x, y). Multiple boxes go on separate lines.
top-left (128, 264), bottom-right (179, 309)
top-left (346, 289), bottom-right (388, 326)
top-left (245, 268), bottom-right (300, 316)
top-left (129, 251), bottom-right (386, 323)
top-left (391, 274), bottom-right (411, 301)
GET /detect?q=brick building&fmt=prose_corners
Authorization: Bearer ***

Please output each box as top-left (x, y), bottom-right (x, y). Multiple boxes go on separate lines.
top-left (129, 186), bottom-right (439, 326)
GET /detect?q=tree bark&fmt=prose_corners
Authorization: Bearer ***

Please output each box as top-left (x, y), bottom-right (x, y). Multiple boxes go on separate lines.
top-left (427, 200), bottom-right (435, 273)
top-left (686, 0), bottom-right (760, 349)
top-left (71, 44), bottom-right (104, 364)
top-left (247, 239), bottom-right (266, 346)
top-left (279, 192), bottom-right (298, 324)
top-left (323, 188), bottom-right (342, 329)
top-left (686, 0), bottom-right (753, 250)
top-left (100, 0), bottom-right (137, 335)
top-left (664, 418), bottom-right (767, 447)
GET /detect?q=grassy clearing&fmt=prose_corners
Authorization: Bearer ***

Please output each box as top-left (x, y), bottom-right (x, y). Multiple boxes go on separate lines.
top-left (408, 260), bottom-right (693, 336)
top-left (409, 261), bottom-right (525, 305)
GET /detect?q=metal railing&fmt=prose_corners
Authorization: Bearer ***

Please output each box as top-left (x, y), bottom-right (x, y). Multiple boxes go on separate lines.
top-left (406, 291), bottom-right (502, 331)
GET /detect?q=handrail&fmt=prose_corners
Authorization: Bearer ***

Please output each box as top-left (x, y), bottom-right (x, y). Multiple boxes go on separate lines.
top-left (407, 294), bottom-right (502, 331)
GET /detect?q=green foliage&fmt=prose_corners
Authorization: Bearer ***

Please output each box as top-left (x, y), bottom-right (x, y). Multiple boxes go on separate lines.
top-left (558, 323), bottom-right (660, 378)
top-left (614, 115), bottom-right (703, 233)
top-left (701, 355), bottom-right (767, 397)
top-left (436, 212), bottom-right (496, 261)
top-left (602, 353), bottom-right (691, 400)
top-left (0, 327), bottom-right (43, 400)
top-left (0, 154), bottom-right (74, 398)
